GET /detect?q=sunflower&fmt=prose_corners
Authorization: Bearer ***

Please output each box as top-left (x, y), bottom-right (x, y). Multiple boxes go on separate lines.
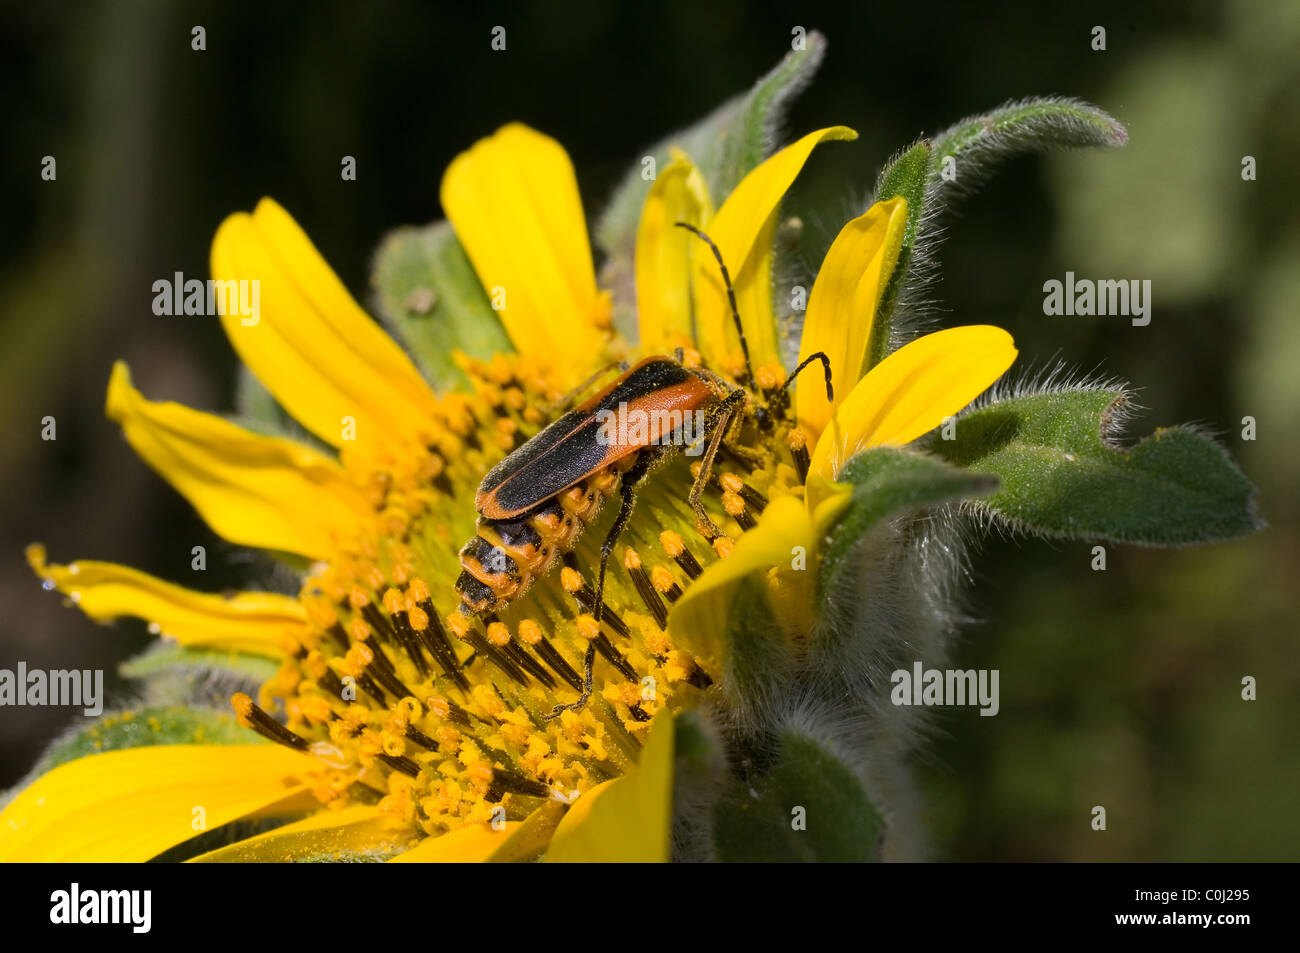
top-left (3, 108), bottom-right (1017, 863)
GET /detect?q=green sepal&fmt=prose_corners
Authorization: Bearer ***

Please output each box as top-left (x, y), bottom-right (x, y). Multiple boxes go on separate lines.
top-left (713, 728), bottom-right (883, 862)
top-left (669, 574), bottom-right (792, 727)
top-left (929, 96), bottom-right (1127, 192)
top-left (14, 705), bottom-right (260, 794)
top-left (818, 447), bottom-right (998, 600)
top-left (867, 140), bottom-right (931, 369)
top-left (594, 32), bottom-right (828, 335)
top-left (370, 220), bottom-right (512, 391)
top-left (928, 386), bottom-right (1262, 544)
top-left (119, 644), bottom-right (280, 686)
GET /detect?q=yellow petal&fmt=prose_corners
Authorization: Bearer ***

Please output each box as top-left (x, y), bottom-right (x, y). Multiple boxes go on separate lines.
top-left (487, 799), bottom-right (567, 863)
top-left (693, 126), bottom-right (858, 373)
top-left (635, 150), bottom-right (714, 352)
top-left (189, 804), bottom-right (408, 862)
top-left (0, 745), bottom-right (311, 861)
top-left (387, 822), bottom-right (520, 862)
top-left (667, 491), bottom-right (851, 661)
top-left (25, 544), bottom-right (303, 657)
top-left (543, 709), bottom-right (674, 863)
top-left (212, 198), bottom-right (439, 451)
top-left (811, 326), bottom-right (1018, 479)
top-left (440, 123), bottom-right (609, 386)
top-left (107, 361), bottom-right (371, 559)
top-left (796, 197), bottom-right (909, 434)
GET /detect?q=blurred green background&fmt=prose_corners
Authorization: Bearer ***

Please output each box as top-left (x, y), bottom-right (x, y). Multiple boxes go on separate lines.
top-left (1, 0), bottom-right (1295, 859)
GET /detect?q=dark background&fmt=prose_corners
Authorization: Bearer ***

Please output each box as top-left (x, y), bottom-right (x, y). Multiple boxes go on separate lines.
top-left (2, 0), bottom-right (1296, 859)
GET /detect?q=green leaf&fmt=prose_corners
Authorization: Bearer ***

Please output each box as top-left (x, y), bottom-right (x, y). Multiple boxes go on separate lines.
top-left (713, 728), bottom-right (882, 862)
top-left (370, 220), bottom-right (512, 390)
top-left (929, 386), bottom-right (1262, 544)
top-left (120, 643), bottom-right (280, 685)
top-left (594, 32), bottom-right (827, 332)
top-left (819, 447), bottom-right (998, 600)
top-left (929, 96), bottom-right (1127, 193)
top-left (868, 140), bottom-right (931, 369)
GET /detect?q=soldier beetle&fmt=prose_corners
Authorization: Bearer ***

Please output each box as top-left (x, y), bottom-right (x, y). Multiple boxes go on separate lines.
top-left (456, 222), bottom-right (832, 716)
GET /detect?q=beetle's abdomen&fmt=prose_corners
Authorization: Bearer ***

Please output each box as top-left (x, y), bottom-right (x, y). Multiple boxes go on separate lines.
top-left (456, 453), bottom-right (638, 614)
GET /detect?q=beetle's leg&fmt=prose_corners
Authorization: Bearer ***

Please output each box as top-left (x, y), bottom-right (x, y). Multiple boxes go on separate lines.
top-left (689, 390), bottom-right (747, 539)
top-left (545, 452), bottom-right (657, 720)
top-left (544, 641), bottom-right (597, 720)
top-left (544, 360), bottom-right (630, 415)
top-left (593, 451), bottom-right (657, 623)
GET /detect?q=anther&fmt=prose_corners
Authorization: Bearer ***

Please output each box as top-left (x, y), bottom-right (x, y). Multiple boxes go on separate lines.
top-left (383, 587), bottom-right (431, 678)
top-left (559, 557), bottom-right (630, 638)
top-left (720, 472), bottom-right (769, 511)
top-left (450, 615), bottom-right (530, 686)
top-left (787, 427), bottom-right (811, 485)
top-left (485, 616), bottom-right (557, 689)
top-left (518, 617), bottom-right (583, 692)
top-left (231, 693), bottom-right (310, 752)
top-left (650, 565), bottom-right (684, 603)
top-left (624, 547), bottom-right (668, 630)
top-left (722, 490), bottom-right (756, 530)
top-left (659, 530), bottom-right (703, 580)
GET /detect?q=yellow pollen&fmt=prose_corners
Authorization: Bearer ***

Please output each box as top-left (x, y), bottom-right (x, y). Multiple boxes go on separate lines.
top-left (407, 605), bottom-right (430, 631)
top-left (755, 363), bottom-right (784, 390)
top-left (382, 588), bottom-right (405, 615)
top-left (722, 491), bottom-right (746, 517)
top-left (348, 588), bottom-right (371, 611)
top-left (300, 697), bottom-right (333, 724)
top-left (713, 537), bottom-right (735, 559)
top-left (446, 611), bottom-right (471, 640)
top-left (304, 598), bottom-right (338, 630)
top-left (623, 547), bottom-right (642, 571)
top-left (604, 683), bottom-right (643, 707)
top-left (408, 577), bottom-right (431, 604)
top-left (467, 762), bottom-right (494, 792)
top-left (665, 650), bottom-right (695, 683)
top-left (473, 684), bottom-right (506, 717)
top-left (231, 692), bottom-right (254, 718)
top-left (787, 427), bottom-right (807, 451)
top-left (302, 651), bottom-right (328, 679)
top-left (425, 695), bottom-right (451, 720)
top-left (720, 472), bottom-right (745, 494)
top-left (560, 567), bottom-right (584, 593)
top-left (576, 614), bottom-right (600, 642)
top-left (645, 630), bottom-right (671, 656)
top-left (650, 565), bottom-right (676, 593)
top-left (486, 622), bottom-right (511, 647)
top-left (518, 618), bottom-right (543, 645)
top-left (349, 617), bottom-right (371, 643)
top-left (660, 530), bottom-right (685, 558)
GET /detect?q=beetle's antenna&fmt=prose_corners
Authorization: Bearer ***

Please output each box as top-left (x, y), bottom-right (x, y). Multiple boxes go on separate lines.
top-left (674, 222), bottom-right (756, 388)
top-left (782, 351), bottom-right (834, 402)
